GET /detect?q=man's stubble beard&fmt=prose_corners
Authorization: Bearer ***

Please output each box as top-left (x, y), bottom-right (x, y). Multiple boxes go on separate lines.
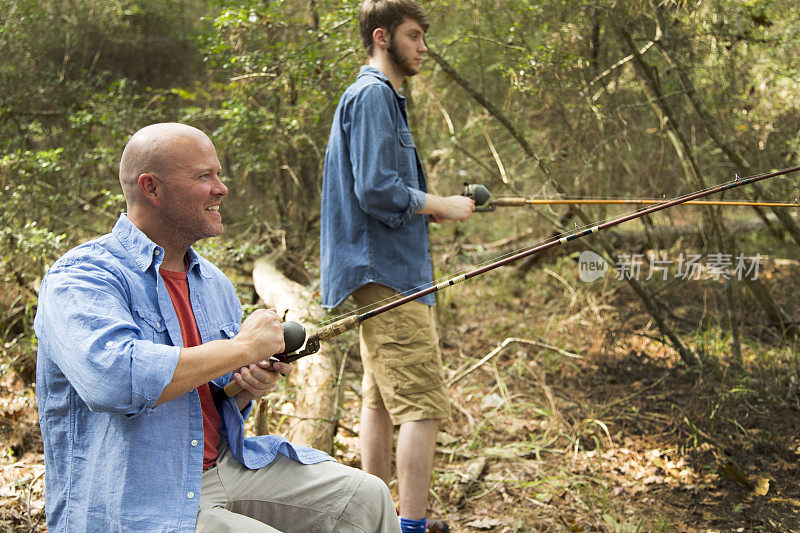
top-left (387, 41), bottom-right (418, 78)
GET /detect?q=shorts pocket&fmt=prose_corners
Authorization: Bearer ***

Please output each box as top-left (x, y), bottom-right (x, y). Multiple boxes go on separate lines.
top-left (375, 309), bottom-right (442, 395)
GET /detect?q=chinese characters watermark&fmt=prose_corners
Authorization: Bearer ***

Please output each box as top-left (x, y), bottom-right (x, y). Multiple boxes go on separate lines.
top-left (578, 250), bottom-right (762, 282)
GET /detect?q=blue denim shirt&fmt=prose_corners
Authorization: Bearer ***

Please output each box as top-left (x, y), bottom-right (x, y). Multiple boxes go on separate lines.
top-left (34, 215), bottom-right (331, 533)
top-left (321, 66), bottom-right (434, 308)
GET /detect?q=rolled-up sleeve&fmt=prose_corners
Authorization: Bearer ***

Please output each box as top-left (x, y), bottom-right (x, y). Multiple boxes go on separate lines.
top-left (348, 84), bottom-right (425, 228)
top-left (35, 259), bottom-right (179, 416)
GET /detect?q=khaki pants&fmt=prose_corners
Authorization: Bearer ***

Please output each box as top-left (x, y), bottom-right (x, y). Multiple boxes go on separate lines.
top-left (196, 446), bottom-right (400, 533)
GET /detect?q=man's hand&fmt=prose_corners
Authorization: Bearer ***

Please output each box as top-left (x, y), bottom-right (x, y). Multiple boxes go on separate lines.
top-left (231, 359), bottom-right (293, 404)
top-left (234, 308), bottom-right (285, 364)
top-left (158, 309), bottom-right (288, 407)
top-left (421, 194), bottom-right (475, 222)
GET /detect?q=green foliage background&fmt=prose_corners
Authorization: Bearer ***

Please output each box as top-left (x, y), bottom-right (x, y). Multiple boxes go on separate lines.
top-left (1, 0), bottom-right (799, 378)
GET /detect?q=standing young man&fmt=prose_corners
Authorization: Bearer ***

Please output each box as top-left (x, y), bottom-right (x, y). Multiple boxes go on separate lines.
top-left (35, 123), bottom-right (399, 532)
top-left (320, 2), bottom-right (475, 531)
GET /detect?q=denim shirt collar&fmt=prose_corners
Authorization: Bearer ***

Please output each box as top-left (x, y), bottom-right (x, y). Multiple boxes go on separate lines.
top-left (112, 214), bottom-right (207, 277)
top-left (357, 65), bottom-right (406, 102)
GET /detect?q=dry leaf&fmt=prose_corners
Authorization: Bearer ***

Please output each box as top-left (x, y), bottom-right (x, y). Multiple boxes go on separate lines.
top-left (753, 477), bottom-right (770, 496)
top-left (465, 517), bottom-right (504, 529)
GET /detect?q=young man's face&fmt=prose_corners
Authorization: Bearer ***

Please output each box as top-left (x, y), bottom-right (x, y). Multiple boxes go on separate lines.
top-left (387, 17), bottom-right (428, 78)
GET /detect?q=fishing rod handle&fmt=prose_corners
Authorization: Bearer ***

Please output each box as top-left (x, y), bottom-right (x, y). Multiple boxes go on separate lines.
top-left (311, 315), bottom-right (360, 341)
top-left (222, 321), bottom-right (306, 398)
top-left (493, 197), bottom-right (527, 207)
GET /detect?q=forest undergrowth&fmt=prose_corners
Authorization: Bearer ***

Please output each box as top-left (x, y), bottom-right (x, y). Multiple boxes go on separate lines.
top-left (2, 226), bottom-right (800, 532)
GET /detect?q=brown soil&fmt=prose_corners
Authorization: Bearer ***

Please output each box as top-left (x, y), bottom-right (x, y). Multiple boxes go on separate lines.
top-left (2, 259), bottom-right (799, 532)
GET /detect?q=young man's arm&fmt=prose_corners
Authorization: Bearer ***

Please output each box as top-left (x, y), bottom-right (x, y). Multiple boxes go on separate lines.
top-left (347, 84), bottom-right (475, 224)
top-left (419, 193), bottom-right (474, 222)
top-left (348, 85), bottom-right (427, 226)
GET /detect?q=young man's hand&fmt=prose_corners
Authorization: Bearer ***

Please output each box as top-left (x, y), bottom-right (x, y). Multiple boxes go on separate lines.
top-left (422, 194), bottom-right (475, 222)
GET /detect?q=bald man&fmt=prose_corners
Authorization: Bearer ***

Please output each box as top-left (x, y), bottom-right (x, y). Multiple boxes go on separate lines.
top-left (35, 123), bottom-right (400, 533)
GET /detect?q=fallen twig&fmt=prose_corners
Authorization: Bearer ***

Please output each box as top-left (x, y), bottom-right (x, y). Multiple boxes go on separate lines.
top-left (600, 372), bottom-right (670, 412)
top-left (469, 469), bottom-right (511, 501)
top-left (447, 337), bottom-right (581, 387)
top-left (26, 469), bottom-right (44, 531)
top-left (458, 228), bottom-right (536, 252)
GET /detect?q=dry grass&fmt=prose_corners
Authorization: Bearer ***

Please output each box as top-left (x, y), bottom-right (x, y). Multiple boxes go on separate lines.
top-left (3, 237), bottom-right (800, 532)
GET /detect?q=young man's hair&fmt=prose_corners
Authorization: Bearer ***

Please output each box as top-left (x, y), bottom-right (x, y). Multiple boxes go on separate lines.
top-left (359, 0), bottom-right (429, 56)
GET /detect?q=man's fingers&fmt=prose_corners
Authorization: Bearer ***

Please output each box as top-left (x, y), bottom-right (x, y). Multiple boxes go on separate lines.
top-left (235, 367), bottom-right (267, 391)
top-left (233, 361), bottom-right (289, 400)
top-left (266, 361), bottom-right (293, 376)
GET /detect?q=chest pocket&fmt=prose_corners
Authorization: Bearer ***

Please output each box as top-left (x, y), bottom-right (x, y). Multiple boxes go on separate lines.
top-left (133, 308), bottom-right (168, 343)
top-left (397, 130), bottom-right (419, 181)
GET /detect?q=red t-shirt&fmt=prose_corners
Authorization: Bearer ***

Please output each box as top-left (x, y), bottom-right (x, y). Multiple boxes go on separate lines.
top-left (160, 267), bottom-right (223, 470)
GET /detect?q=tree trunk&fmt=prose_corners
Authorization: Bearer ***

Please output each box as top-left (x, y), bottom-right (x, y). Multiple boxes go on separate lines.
top-left (650, 1), bottom-right (800, 248)
top-left (429, 47), bottom-right (699, 367)
top-left (252, 256), bottom-right (344, 454)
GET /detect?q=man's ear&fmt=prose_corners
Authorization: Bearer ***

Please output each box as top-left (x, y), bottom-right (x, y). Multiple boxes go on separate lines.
top-left (372, 27), bottom-right (389, 51)
top-left (138, 173), bottom-right (160, 205)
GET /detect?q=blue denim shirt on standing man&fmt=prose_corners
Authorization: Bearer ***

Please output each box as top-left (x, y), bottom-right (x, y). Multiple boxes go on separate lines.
top-left (321, 65), bottom-right (435, 308)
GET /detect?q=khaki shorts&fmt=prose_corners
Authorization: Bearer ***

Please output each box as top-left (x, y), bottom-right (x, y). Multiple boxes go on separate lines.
top-left (352, 283), bottom-right (451, 425)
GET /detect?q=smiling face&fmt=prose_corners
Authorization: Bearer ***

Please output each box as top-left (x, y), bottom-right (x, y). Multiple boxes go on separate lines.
top-left (387, 17), bottom-right (427, 78)
top-left (155, 134), bottom-right (228, 249)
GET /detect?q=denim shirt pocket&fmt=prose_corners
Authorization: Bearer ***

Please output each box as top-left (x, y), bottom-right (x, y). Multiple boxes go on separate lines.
top-left (397, 130), bottom-right (418, 181)
top-left (133, 307), bottom-right (168, 343)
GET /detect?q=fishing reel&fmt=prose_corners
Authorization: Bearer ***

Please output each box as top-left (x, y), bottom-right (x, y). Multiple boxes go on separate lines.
top-left (462, 182), bottom-right (495, 211)
top-left (222, 320), bottom-right (313, 398)
top-left (271, 321), bottom-right (319, 363)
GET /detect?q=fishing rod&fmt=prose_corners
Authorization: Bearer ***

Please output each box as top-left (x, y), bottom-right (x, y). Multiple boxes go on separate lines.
top-left (462, 183), bottom-right (800, 211)
top-left (223, 165), bottom-right (800, 398)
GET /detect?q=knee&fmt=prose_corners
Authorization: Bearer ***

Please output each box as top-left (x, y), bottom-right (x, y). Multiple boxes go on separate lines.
top-left (356, 471), bottom-right (394, 510)
top-left (339, 471), bottom-right (397, 532)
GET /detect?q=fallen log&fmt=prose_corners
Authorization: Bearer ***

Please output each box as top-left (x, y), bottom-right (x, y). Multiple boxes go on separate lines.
top-left (251, 256), bottom-right (344, 454)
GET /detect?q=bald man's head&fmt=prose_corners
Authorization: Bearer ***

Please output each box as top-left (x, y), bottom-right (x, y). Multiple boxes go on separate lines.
top-left (118, 123), bottom-right (211, 206)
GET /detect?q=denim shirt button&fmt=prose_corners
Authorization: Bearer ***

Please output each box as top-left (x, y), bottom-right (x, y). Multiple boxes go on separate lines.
top-left (191, 440), bottom-right (198, 447)
top-left (187, 492), bottom-right (195, 499)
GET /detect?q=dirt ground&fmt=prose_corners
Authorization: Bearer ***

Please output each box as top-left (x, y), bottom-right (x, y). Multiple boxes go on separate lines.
top-left (2, 258), bottom-right (800, 532)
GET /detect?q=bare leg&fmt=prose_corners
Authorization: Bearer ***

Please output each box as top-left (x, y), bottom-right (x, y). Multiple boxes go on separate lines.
top-left (360, 406), bottom-right (394, 485)
top-left (396, 418), bottom-right (440, 520)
